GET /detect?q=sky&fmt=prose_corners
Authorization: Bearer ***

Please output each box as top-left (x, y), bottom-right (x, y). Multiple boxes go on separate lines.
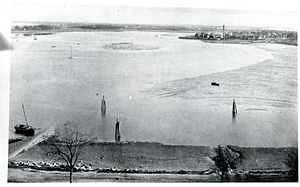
top-left (9, 0), bottom-right (298, 30)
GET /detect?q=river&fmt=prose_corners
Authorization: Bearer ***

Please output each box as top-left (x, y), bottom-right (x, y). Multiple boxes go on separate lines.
top-left (9, 31), bottom-right (297, 147)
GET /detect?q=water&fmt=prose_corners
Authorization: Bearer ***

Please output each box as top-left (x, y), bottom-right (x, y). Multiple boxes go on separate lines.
top-left (9, 31), bottom-right (297, 147)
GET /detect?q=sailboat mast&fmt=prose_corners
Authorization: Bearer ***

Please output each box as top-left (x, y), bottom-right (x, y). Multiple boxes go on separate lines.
top-left (22, 103), bottom-right (29, 127)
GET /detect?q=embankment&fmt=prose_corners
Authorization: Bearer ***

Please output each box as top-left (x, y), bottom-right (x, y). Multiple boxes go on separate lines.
top-left (8, 141), bottom-right (298, 182)
top-left (8, 127), bottom-right (55, 159)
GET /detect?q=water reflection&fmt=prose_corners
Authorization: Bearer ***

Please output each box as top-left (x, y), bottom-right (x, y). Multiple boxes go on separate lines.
top-left (232, 113), bottom-right (237, 123)
top-left (99, 109), bottom-right (109, 141)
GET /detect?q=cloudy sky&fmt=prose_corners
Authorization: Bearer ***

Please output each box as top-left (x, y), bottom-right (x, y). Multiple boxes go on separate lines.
top-left (9, 0), bottom-right (298, 30)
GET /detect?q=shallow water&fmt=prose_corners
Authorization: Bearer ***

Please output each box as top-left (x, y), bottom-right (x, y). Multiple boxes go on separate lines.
top-left (9, 31), bottom-right (297, 147)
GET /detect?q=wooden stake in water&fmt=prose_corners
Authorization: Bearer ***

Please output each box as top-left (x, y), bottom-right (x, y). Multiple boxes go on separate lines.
top-left (232, 99), bottom-right (237, 117)
top-left (101, 95), bottom-right (106, 115)
top-left (115, 118), bottom-right (121, 142)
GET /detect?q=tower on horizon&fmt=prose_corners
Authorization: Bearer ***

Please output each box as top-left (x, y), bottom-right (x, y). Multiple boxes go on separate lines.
top-left (223, 24), bottom-right (225, 40)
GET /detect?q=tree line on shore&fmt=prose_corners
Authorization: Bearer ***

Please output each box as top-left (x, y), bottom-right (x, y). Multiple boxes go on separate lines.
top-left (12, 23), bottom-right (297, 39)
top-left (13, 24), bottom-right (61, 31)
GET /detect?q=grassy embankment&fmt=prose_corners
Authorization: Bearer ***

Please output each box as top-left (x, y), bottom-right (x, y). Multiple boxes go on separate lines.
top-left (8, 140), bottom-right (298, 182)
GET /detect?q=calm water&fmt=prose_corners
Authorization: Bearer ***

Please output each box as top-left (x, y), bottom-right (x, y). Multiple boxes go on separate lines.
top-left (9, 31), bottom-right (297, 147)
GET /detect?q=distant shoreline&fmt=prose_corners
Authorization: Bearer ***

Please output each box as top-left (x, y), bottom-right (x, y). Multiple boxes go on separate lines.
top-left (11, 28), bottom-right (297, 46)
top-left (178, 37), bottom-right (297, 46)
top-left (11, 27), bottom-right (196, 35)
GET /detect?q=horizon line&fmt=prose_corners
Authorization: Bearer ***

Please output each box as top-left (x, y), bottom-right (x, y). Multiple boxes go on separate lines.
top-left (10, 21), bottom-right (297, 31)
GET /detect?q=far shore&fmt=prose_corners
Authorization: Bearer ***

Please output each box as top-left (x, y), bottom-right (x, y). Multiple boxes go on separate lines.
top-left (178, 36), bottom-right (297, 46)
top-left (11, 27), bottom-right (196, 35)
top-left (11, 28), bottom-right (297, 46)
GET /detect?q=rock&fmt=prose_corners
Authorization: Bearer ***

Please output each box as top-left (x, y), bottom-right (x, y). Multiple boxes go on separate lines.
top-left (45, 162), bottom-right (51, 167)
top-left (52, 162), bottom-right (59, 167)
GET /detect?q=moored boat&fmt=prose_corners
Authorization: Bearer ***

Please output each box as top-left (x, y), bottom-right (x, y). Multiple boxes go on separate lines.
top-left (14, 103), bottom-right (35, 136)
top-left (211, 82), bottom-right (219, 86)
top-left (14, 124), bottom-right (35, 136)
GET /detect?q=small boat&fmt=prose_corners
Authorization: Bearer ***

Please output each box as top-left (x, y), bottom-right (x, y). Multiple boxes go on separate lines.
top-left (14, 103), bottom-right (35, 136)
top-left (211, 82), bottom-right (219, 86)
top-left (14, 124), bottom-right (35, 136)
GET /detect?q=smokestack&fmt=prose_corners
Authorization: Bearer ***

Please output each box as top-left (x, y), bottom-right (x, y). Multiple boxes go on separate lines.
top-left (223, 25), bottom-right (225, 40)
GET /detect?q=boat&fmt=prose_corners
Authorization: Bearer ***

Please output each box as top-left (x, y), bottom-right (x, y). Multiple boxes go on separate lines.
top-left (14, 124), bottom-right (35, 136)
top-left (211, 82), bottom-right (219, 86)
top-left (14, 103), bottom-right (35, 136)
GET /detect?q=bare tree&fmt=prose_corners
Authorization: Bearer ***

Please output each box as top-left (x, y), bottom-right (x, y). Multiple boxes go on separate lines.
top-left (212, 145), bottom-right (241, 182)
top-left (45, 121), bottom-right (96, 183)
top-left (284, 148), bottom-right (298, 181)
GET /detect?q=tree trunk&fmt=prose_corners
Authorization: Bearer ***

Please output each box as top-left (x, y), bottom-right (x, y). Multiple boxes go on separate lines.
top-left (70, 167), bottom-right (73, 183)
top-left (221, 171), bottom-right (224, 182)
